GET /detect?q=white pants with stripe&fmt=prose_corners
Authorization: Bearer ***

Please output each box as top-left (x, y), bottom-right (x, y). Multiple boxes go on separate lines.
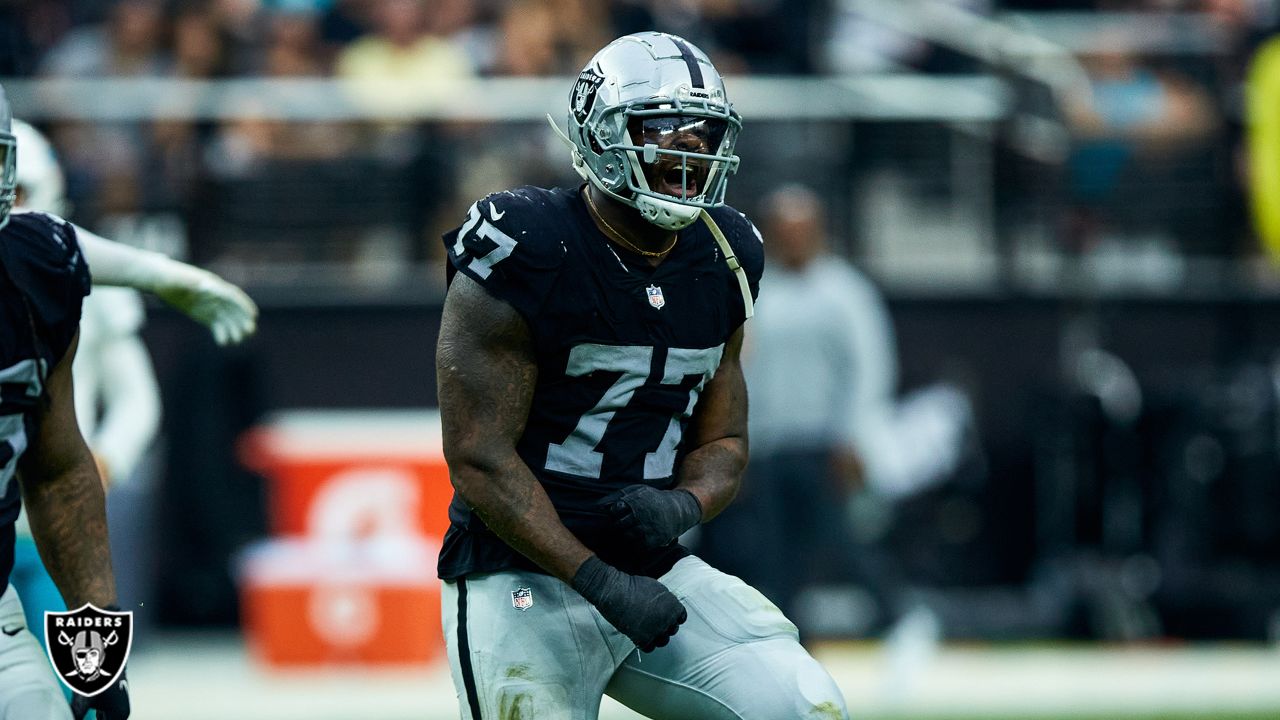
top-left (443, 555), bottom-right (850, 719)
top-left (0, 585), bottom-right (72, 720)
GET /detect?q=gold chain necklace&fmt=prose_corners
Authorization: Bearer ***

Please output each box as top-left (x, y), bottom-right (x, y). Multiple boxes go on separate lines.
top-left (583, 189), bottom-right (677, 258)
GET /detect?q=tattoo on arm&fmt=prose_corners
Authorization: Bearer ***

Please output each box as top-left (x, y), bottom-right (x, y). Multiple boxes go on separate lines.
top-left (437, 274), bottom-right (593, 582)
top-left (676, 326), bottom-right (749, 521)
top-left (18, 332), bottom-right (118, 609)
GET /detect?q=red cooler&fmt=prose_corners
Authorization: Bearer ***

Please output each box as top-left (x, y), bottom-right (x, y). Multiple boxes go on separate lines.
top-left (236, 410), bottom-right (452, 667)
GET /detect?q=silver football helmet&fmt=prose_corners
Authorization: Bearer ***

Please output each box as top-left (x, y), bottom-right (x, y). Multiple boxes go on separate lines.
top-left (550, 32), bottom-right (742, 231)
top-left (0, 84), bottom-right (15, 230)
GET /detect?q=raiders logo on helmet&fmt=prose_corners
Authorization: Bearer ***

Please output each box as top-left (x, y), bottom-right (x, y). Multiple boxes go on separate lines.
top-left (571, 67), bottom-right (605, 124)
top-left (44, 604), bottom-right (134, 697)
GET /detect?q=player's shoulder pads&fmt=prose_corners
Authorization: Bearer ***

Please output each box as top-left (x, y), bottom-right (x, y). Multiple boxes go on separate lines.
top-left (0, 210), bottom-right (90, 362)
top-left (705, 203), bottom-right (764, 297)
top-left (443, 186), bottom-right (569, 321)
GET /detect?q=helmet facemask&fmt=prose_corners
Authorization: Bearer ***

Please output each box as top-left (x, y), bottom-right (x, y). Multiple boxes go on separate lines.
top-left (593, 98), bottom-right (741, 230)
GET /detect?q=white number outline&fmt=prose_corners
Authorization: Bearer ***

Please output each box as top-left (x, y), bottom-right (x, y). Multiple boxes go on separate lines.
top-left (545, 344), bottom-right (724, 480)
top-left (453, 202), bottom-right (518, 279)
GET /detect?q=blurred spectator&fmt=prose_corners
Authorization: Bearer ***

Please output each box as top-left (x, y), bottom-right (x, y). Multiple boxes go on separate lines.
top-left (153, 3), bottom-right (224, 212)
top-left (268, 12), bottom-right (323, 75)
top-left (699, 184), bottom-right (972, 640)
top-left (0, 0), bottom-right (73, 76)
top-left (491, 0), bottom-right (560, 76)
top-left (488, 0), bottom-right (610, 76)
top-left (37, 0), bottom-right (173, 220)
top-left (172, 1), bottom-right (231, 78)
top-left (318, 0), bottom-right (372, 51)
top-left (549, 0), bottom-right (615, 71)
top-left (1063, 37), bottom-right (1217, 254)
top-left (39, 0), bottom-right (169, 77)
top-left (335, 0), bottom-right (473, 111)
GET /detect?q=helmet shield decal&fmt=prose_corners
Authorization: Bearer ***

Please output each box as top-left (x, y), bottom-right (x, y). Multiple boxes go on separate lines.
top-left (571, 68), bottom-right (605, 125)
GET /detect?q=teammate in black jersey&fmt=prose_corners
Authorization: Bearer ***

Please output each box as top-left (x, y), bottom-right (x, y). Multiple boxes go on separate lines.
top-left (436, 32), bottom-right (850, 719)
top-left (0, 87), bottom-right (130, 720)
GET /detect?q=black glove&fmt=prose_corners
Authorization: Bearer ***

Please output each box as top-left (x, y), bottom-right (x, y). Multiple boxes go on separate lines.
top-left (572, 555), bottom-right (687, 652)
top-left (606, 485), bottom-right (702, 549)
top-left (71, 667), bottom-right (131, 720)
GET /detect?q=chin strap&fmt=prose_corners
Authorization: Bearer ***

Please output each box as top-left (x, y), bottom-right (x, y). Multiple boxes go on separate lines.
top-left (547, 114), bottom-right (590, 181)
top-left (700, 209), bottom-right (753, 320)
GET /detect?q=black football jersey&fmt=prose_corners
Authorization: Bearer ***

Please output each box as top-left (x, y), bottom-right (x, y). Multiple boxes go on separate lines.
top-left (0, 211), bottom-right (91, 591)
top-left (437, 185), bottom-right (763, 580)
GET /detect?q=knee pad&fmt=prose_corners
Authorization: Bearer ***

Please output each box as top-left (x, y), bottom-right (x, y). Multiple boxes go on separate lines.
top-left (790, 655), bottom-right (849, 720)
top-left (488, 679), bottom-right (572, 720)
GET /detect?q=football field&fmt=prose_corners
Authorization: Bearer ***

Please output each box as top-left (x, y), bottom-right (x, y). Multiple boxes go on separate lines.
top-left (129, 634), bottom-right (1280, 719)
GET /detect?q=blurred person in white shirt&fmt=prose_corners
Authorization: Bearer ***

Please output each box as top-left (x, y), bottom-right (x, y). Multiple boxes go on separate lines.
top-left (699, 184), bottom-right (972, 646)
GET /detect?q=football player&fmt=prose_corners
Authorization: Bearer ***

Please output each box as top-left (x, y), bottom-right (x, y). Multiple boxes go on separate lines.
top-left (0, 87), bottom-right (129, 719)
top-left (436, 33), bottom-right (850, 718)
top-left (7, 118), bottom-right (256, 659)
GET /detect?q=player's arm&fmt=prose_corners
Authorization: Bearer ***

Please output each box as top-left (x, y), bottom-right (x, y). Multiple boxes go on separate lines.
top-left (76, 228), bottom-right (258, 345)
top-left (439, 273), bottom-right (686, 651)
top-left (437, 272), bottom-right (593, 582)
top-left (675, 325), bottom-right (748, 519)
top-left (17, 331), bottom-right (117, 610)
top-left (607, 326), bottom-right (748, 547)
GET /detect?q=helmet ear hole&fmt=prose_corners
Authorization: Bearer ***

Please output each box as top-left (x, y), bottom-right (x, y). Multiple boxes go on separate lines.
top-left (597, 150), bottom-right (628, 191)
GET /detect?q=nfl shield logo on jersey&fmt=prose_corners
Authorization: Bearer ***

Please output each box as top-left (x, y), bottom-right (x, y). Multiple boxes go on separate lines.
top-left (511, 587), bottom-right (534, 611)
top-left (646, 285), bottom-right (666, 310)
top-left (44, 604), bottom-right (133, 698)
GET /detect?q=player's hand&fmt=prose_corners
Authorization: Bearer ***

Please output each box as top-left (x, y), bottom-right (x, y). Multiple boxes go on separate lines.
top-left (70, 667), bottom-right (130, 720)
top-left (572, 555), bottom-right (686, 652)
top-left (154, 263), bottom-right (258, 346)
top-left (605, 485), bottom-right (703, 549)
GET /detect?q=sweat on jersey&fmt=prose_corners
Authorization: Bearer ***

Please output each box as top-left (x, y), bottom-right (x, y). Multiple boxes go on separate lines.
top-left (0, 211), bottom-right (91, 591)
top-left (437, 185), bottom-right (763, 580)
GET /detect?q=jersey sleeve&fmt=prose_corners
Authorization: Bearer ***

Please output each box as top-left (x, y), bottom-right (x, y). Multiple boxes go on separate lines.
top-left (442, 188), bottom-right (566, 323)
top-left (0, 211), bottom-right (91, 364)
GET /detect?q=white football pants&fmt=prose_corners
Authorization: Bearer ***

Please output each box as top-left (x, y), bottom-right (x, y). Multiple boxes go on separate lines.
top-left (0, 584), bottom-right (71, 720)
top-left (443, 555), bottom-right (850, 719)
